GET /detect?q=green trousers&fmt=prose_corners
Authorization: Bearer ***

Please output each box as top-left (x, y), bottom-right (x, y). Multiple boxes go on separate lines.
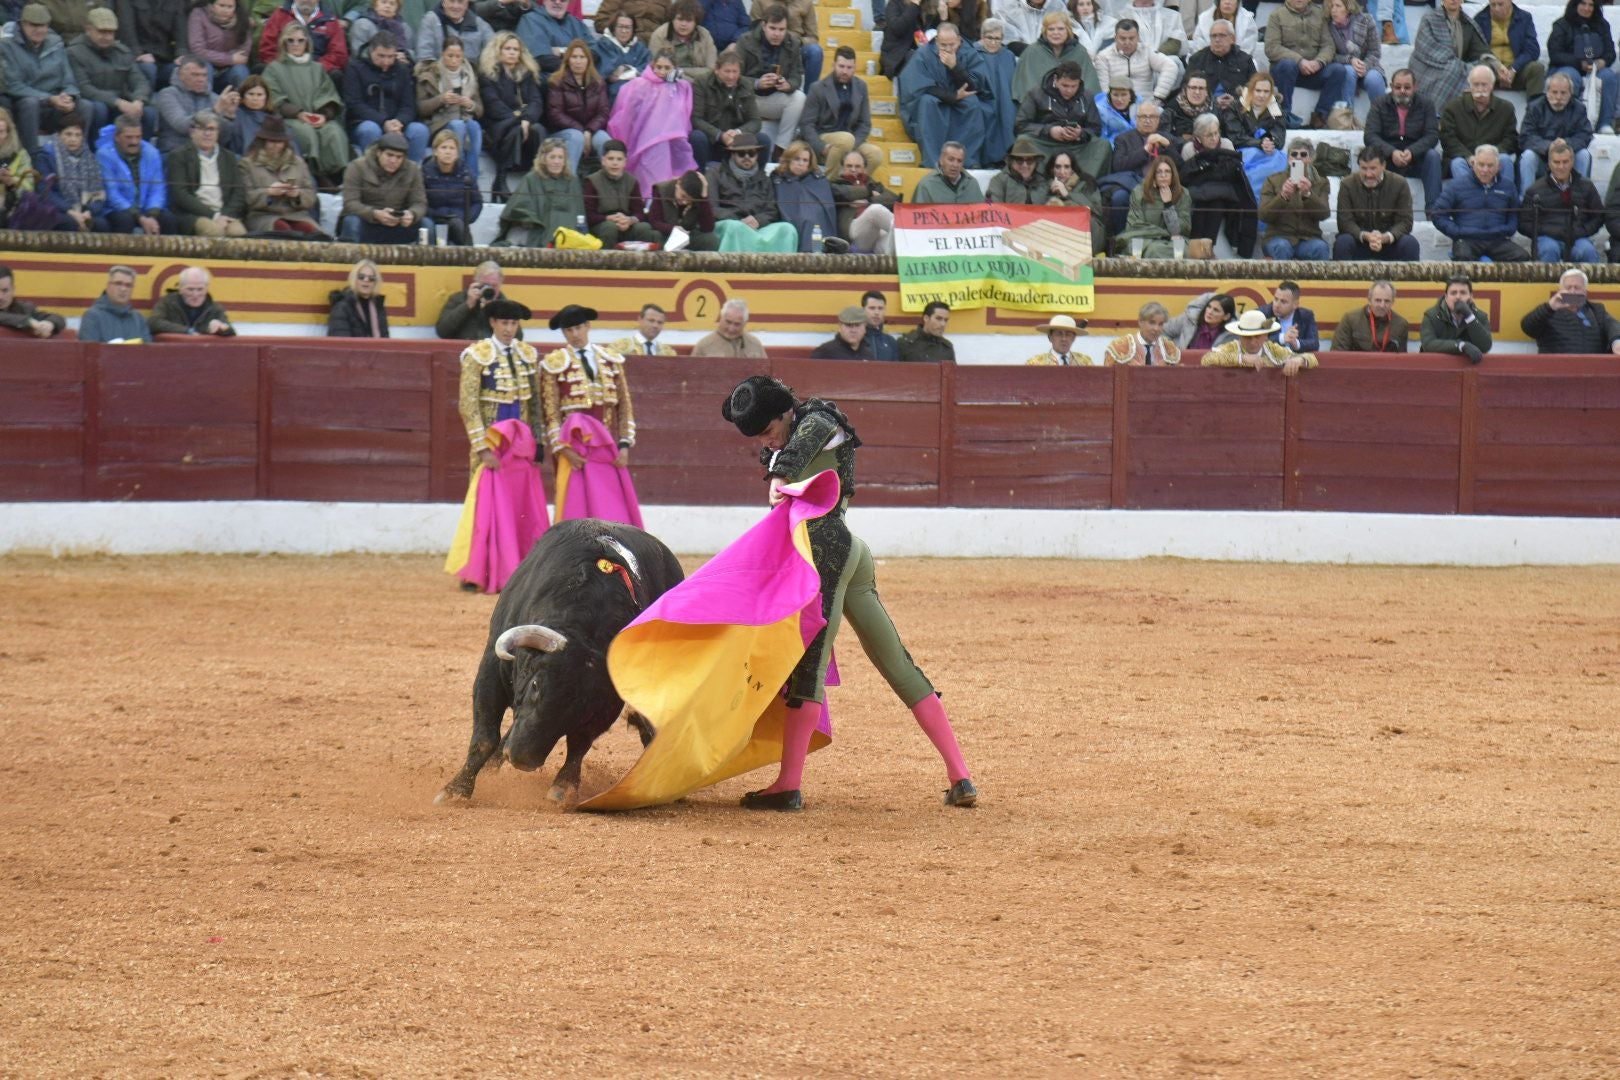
top-left (797, 534), bottom-right (934, 708)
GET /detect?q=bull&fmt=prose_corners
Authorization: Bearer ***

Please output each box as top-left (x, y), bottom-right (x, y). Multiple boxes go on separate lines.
top-left (435, 519), bottom-right (685, 806)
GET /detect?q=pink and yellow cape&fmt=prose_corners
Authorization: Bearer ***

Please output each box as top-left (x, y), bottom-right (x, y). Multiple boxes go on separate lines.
top-left (444, 419), bottom-right (551, 593)
top-left (552, 412), bottom-right (644, 527)
top-left (579, 470), bottom-right (841, 811)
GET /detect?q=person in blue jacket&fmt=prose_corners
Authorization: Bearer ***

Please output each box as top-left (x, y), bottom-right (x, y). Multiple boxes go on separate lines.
top-left (517, 0), bottom-right (594, 74)
top-left (78, 265), bottom-right (153, 344)
top-left (95, 115), bottom-right (177, 234)
top-left (1258, 281), bottom-right (1321, 353)
top-left (1472, 0), bottom-right (1547, 98)
top-left (1431, 143), bottom-right (1530, 261)
top-left (702, 0), bottom-right (750, 52)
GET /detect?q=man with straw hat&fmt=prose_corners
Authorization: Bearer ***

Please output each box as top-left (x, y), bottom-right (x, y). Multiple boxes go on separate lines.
top-left (1200, 307), bottom-right (1317, 375)
top-left (1024, 313), bottom-right (1091, 365)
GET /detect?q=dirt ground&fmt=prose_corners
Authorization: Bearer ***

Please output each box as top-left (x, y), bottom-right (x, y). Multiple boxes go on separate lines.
top-left (0, 552), bottom-right (1617, 1079)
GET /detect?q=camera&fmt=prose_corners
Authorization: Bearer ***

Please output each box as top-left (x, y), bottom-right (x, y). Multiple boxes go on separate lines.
top-left (478, 284), bottom-right (498, 302)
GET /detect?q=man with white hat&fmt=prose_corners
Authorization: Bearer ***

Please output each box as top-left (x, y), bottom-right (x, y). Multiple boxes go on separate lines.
top-left (1200, 308), bottom-right (1317, 375)
top-left (1024, 314), bottom-right (1090, 365)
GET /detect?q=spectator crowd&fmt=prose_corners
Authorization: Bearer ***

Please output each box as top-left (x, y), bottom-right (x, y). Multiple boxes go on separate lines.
top-left (15, 255), bottom-right (1617, 360)
top-left (1, 0), bottom-right (1619, 263)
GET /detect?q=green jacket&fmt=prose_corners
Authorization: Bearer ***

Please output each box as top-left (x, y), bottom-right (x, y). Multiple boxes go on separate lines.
top-left (148, 290), bottom-right (234, 336)
top-left (1438, 94), bottom-right (1519, 163)
top-left (1419, 299), bottom-right (1494, 356)
top-left (501, 169), bottom-right (586, 243)
top-left (1258, 164), bottom-right (1330, 243)
top-left (913, 171), bottom-right (984, 204)
top-left (690, 70), bottom-right (762, 144)
top-left (1265, 2), bottom-right (1335, 66)
top-left (164, 145), bottom-right (248, 232)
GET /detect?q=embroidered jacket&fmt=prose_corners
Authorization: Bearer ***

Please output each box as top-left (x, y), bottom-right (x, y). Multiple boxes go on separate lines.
top-left (539, 343), bottom-right (636, 452)
top-left (1200, 339), bottom-right (1319, 369)
top-left (1024, 349), bottom-right (1097, 366)
top-left (1102, 333), bottom-right (1182, 366)
top-left (606, 334), bottom-right (677, 357)
top-left (458, 336), bottom-right (541, 451)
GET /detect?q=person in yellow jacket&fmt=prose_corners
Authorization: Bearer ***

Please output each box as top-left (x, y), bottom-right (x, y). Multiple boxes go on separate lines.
top-left (456, 296), bottom-right (541, 468)
top-left (1101, 301), bottom-right (1183, 366)
top-left (539, 303), bottom-right (637, 505)
top-left (1024, 313), bottom-right (1093, 365)
top-left (1201, 308), bottom-right (1318, 374)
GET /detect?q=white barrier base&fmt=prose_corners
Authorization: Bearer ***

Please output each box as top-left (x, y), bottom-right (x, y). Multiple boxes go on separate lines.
top-left (1, 502), bottom-right (1616, 566)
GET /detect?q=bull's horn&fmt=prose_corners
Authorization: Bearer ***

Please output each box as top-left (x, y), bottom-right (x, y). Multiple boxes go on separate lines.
top-left (495, 624), bottom-right (568, 660)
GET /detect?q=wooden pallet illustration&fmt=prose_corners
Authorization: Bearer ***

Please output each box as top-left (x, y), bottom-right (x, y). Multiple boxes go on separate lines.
top-left (1000, 220), bottom-right (1093, 280)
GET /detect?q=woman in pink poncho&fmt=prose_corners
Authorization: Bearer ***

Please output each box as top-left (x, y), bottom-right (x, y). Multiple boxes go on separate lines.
top-left (606, 50), bottom-right (698, 198)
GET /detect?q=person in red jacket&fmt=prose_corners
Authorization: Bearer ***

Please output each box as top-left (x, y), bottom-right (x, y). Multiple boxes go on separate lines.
top-left (545, 38), bottom-right (611, 174)
top-left (258, 0), bottom-right (350, 75)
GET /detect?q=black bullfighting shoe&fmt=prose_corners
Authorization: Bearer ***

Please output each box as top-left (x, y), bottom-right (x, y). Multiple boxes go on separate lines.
top-left (943, 778), bottom-right (978, 808)
top-left (740, 788), bottom-right (803, 811)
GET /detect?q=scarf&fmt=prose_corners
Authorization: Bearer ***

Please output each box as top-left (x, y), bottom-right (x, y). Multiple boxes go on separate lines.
top-left (1173, 89), bottom-right (1209, 119)
top-left (54, 142), bottom-right (104, 206)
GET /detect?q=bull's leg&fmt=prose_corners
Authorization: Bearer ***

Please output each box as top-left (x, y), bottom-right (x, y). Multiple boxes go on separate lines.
top-left (435, 653), bottom-right (511, 805)
top-left (547, 730), bottom-right (591, 806)
top-left (623, 706), bottom-right (656, 747)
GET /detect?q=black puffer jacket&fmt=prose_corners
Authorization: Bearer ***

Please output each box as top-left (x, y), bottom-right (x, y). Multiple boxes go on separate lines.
top-left (327, 289), bottom-right (392, 338)
top-left (1520, 299), bottom-right (1620, 354)
top-left (1521, 175), bottom-right (1604, 246)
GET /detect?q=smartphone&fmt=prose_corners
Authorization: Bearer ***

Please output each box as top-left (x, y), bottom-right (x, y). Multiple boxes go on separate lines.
top-left (771, 64), bottom-right (781, 76)
top-left (1289, 159), bottom-right (1305, 182)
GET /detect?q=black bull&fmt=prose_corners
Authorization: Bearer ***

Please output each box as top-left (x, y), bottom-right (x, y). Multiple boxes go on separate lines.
top-left (436, 519), bottom-right (685, 805)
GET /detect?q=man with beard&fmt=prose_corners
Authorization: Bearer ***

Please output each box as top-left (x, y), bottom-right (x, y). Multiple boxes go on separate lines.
top-left (1365, 67), bottom-right (1444, 208)
top-left (1334, 146), bottom-right (1421, 260)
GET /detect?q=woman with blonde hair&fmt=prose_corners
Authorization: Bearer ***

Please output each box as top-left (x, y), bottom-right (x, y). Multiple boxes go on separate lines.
top-left (499, 136), bottom-right (587, 244)
top-left (262, 23), bottom-right (351, 187)
top-left (417, 36), bottom-right (484, 182)
top-left (0, 107), bottom-right (36, 227)
top-left (546, 39), bottom-right (612, 174)
top-left (1012, 11), bottom-right (1097, 102)
top-left (328, 260), bottom-right (391, 338)
top-left (1326, 0), bottom-right (1386, 102)
top-left (479, 31), bottom-right (546, 198)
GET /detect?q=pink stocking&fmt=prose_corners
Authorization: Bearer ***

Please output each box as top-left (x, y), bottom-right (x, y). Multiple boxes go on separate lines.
top-left (761, 699), bottom-right (821, 794)
top-left (911, 693), bottom-right (970, 784)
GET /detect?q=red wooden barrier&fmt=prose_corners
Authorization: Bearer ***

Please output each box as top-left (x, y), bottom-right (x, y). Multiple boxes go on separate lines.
top-left (3, 347), bottom-right (1618, 517)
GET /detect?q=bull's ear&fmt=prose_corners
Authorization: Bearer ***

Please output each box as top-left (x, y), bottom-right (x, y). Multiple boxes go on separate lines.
top-left (495, 624), bottom-right (569, 660)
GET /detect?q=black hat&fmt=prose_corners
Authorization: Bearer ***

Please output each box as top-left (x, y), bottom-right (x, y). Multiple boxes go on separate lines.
top-left (486, 298), bottom-right (531, 320)
top-left (548, 303), bottom-right (598, 330)
top-left (721, 375), bottom-right (795, 437)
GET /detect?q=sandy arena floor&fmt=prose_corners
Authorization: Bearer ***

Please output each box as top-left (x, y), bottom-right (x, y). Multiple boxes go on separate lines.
top-left (0, 553), bottom-right (1616, 1078)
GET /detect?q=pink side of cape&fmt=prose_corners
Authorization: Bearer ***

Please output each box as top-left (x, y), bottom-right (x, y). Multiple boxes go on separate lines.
top-left (558, 412), bottom-right (644, 528)
top-left (607, 66), bottom-right (699, 199)
top-left (625, 469), bottom-right (839, 636)
top-left (458, 420), bottom-right (551, 593)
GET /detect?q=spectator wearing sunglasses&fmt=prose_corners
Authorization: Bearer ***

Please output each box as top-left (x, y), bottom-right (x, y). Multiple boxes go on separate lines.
top-left (1258, 138), bottom-right (1332, 260)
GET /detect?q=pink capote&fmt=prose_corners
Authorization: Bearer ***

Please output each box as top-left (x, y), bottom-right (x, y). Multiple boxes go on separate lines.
top-left (606, 66), bottom-right (698, 198)
top-left (458, 419), bottom-right (550, 593)
top-left (578, 470), bottom-right (842, 809)
top-left (557, 412), bottom-right (643, 527)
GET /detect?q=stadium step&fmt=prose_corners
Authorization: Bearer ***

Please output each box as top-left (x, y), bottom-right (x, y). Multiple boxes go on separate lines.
top-left (816, 7), bottom-right (865, 35)
top-left (872, 140), bottom-right (922, 166)
top-left (870, 92), bottom-right (897, 117)
top-left (877, 166), bottom-right (933, 201)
